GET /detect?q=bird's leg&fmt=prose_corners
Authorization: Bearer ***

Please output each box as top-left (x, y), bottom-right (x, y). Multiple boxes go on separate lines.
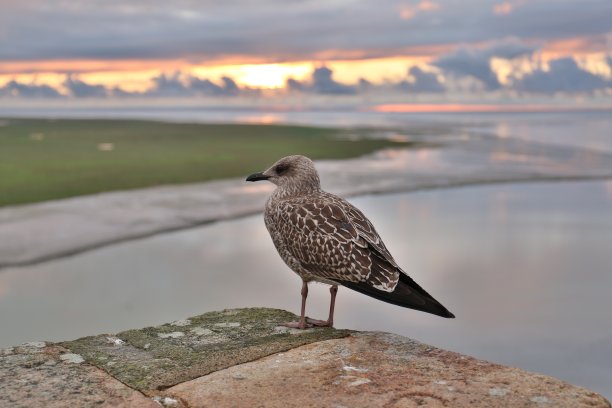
top-left (284, 280), bottom-right (313, 329)
top-left (306, 285), bottom-right (338, 327)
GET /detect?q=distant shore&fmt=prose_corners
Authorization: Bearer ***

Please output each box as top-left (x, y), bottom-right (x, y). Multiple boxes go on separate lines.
top-left (2, 114), bottom-right (612, 268)
top-left (2, 133), bottom-right (612, 268)
top-left (0, 118), bottom-right (404, 207)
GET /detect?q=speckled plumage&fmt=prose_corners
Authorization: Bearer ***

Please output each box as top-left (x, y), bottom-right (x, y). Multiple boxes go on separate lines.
top-left (247, 155), bottom-right (454, 324)
top-left (265, 190), bottom-right (400, 291)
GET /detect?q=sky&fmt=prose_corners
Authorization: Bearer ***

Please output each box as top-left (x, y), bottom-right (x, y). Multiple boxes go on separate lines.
top-left (0, 0), bottom-right (611, 106)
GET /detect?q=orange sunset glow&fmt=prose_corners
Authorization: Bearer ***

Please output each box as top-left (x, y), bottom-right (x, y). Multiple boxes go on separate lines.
top-left (0, 0), bottom-right (610, 103)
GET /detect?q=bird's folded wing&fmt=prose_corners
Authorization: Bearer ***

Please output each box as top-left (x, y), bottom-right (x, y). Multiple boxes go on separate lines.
top-left (338, 201), bottom-right (400, 269)
top-left (277, 197), bottom-right (400, 291)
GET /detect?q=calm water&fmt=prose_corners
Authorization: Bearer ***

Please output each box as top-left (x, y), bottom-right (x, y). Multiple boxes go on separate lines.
top-left (1, 180), bottom-right (611, 398)
top-left (3, 106), bottom-right (612, 151)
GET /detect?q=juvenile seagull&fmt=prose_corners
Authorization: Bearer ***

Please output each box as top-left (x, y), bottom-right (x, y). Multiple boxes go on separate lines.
top-left (247, 155), bottom-right (454, 329)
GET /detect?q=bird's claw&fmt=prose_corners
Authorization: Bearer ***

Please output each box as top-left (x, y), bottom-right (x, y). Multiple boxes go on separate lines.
top-left (282, 321), bottom-right (313, 329)
top-left (282, 316), bottom-right (333, 329)
top-left (306, 317), bottom-right (333, 327)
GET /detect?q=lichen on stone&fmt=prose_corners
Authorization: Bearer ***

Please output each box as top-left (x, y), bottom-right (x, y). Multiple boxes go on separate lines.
top-left (59, 353), bottom-right (85, 364)
top-left (61, 307), bottom-right (350, 393)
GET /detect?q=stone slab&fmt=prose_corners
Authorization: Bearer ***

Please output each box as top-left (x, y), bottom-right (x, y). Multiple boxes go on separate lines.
top-left (0, 342), bottom-right (158, 408)
top-left (61, 308), bottom-right (350, 394)
top-left (167, 332), bottom-right (611, 408)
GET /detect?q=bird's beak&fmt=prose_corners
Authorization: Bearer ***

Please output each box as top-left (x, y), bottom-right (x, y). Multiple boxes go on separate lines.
top-left (246, 172), bottom-right (270, 182)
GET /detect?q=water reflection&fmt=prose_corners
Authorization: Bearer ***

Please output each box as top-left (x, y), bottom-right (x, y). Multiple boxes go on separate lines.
top-left (353, 148), bottom-right (446, 172)
top-left (0, 181), bottom-right (611, 398)
top-left (234, 113), bottom-right (283, 124)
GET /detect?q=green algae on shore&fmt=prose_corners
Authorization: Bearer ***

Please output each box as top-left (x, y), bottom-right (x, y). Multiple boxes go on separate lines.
top-left (0, 118), bottom-right (407, 207)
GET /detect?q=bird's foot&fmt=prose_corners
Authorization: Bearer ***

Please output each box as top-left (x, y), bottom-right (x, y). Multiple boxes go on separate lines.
top-left (282, 321), bottom-right (313, 329)
top-left (282, 316), bottom-right (333, 329)
top-left (305, 317), bottom-right (333, 327)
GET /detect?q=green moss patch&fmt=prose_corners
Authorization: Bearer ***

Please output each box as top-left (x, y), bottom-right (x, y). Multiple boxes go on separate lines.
top-left (61, 308), bottom-right (351, 394)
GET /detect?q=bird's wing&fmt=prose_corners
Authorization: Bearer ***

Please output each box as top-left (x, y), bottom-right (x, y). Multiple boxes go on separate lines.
top-left (276, 194), bottom-right (455, 318)
top-left (276, 195), bottom-right (400, 291)
top-left (333, 196), bottom-right (400, 269)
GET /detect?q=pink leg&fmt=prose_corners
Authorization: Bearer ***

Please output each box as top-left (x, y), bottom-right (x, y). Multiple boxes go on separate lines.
top-left (306, 285), bottom-right (338, 327)
top-left (283, 280), bottom-right (312, 329)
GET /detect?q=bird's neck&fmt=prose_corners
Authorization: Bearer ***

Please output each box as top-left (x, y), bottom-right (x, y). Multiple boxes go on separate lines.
top-left (272, 182), bottom-right (321, 200)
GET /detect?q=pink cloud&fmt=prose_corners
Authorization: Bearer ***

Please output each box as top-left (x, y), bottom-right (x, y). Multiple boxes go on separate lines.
top-left (399, 0), bottom-right (441, 20)
top-left (494, 2), bottom-right (513, 15)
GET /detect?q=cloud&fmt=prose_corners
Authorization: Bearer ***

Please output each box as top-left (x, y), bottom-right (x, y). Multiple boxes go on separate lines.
top-left (0, 72), bottom-right (253, 99)
top-left (0, 80), bottom-right (62, 98)
top-left (146, 72), bottom-right (192, 97)
top-left (144, 72), bottom-right (251, 97)
top-left (399, 0), bottom-right (441, 20)
top-left (109, 86), bottom-right (138, 98)
top-left (186, 75), bottom-right (242, 97)
top-left (219, 77), bottom-right (240, 96)
top-left (396, 66), bottom-right (445, 93)
top-left (286, 78), bottom-right (307, 93)
top-left (513, 57), bottom-right (610, 94)
top-left (188, 76), bottom-right (230, 96)
top-left (311, 66), bottom-right (357, 95)
top-left (288, 65), bottom-right (447, 95)
top-left (357, 78), bottom-right (373, 91)
top-left (434, 49), bottom-right (502, 90)
top-left (493, 2), bottom-right (514, 15)
top-left (2, 55), bottom-right (610, 99)
top-left (2, 0), bottom-right (610, 63)
top-left (64, 75), bottom-right (107, 98)
top-left (287, 66), bottom-right (357, 95)
top-left (483, 38), bottom-right (538, 60)
top-left (433, 38), bottom-right (537, 90)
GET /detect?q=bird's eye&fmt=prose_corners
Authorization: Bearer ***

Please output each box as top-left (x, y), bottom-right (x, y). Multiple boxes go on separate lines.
top-left (275, 164), bottom-right (288, 175)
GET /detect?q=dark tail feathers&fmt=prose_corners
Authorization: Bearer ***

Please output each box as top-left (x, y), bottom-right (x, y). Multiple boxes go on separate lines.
top-left (338, 272), bottom-right (455, 318)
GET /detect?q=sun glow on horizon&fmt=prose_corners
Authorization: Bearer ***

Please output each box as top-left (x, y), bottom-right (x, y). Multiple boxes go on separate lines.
top-left (0, 56), bottom-right (435, 92)
top-left (0, 47), bottom-right (609, 96)
top-left (193, 63), bottom-right (313, 89)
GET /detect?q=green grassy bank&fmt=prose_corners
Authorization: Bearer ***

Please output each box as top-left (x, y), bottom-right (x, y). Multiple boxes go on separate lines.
top-left (0, 118), bottom-right (402, 207)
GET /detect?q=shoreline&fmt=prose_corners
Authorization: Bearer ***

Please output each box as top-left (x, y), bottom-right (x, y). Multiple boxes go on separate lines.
top-left (2, 140), bottom-right (612, 269)
top-left (2, 173), bottom-right (610, 270)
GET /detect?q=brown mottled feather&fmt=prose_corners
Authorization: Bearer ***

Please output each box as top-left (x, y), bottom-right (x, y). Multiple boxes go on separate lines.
top-left (267, 192), bottom-right (399, 289)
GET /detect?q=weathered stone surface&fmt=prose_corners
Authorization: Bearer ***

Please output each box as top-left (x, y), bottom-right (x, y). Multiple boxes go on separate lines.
top-left (0, 342), bottom-right (157, 408)
top-left (167, 332), bottom-right (611, 408)
top-left (61, 308), bottom-right (350, 394)
top-left (3, 308), bottom-right (609, 407)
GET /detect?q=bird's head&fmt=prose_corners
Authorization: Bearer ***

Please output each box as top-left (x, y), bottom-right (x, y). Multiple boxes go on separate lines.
top-left (246, 155), bottom-right (321, 192)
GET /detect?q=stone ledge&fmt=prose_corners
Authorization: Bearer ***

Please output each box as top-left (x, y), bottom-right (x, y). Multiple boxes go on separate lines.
top-left (168, 331), bottom-right (610, 408)
top-left (1, 308), bottom-right (609, 408)
top-left (0, 342), bottom-right (157, 408)
top-left (61, 308), bottom-right (350, 393)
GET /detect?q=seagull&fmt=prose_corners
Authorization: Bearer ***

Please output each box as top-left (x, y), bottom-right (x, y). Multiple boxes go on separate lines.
top-left (246, 155), bottom-right (454, 329)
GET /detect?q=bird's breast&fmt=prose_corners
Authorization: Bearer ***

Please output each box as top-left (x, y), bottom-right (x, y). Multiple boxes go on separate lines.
top-left (264, 202), bottom-right (305, 275)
